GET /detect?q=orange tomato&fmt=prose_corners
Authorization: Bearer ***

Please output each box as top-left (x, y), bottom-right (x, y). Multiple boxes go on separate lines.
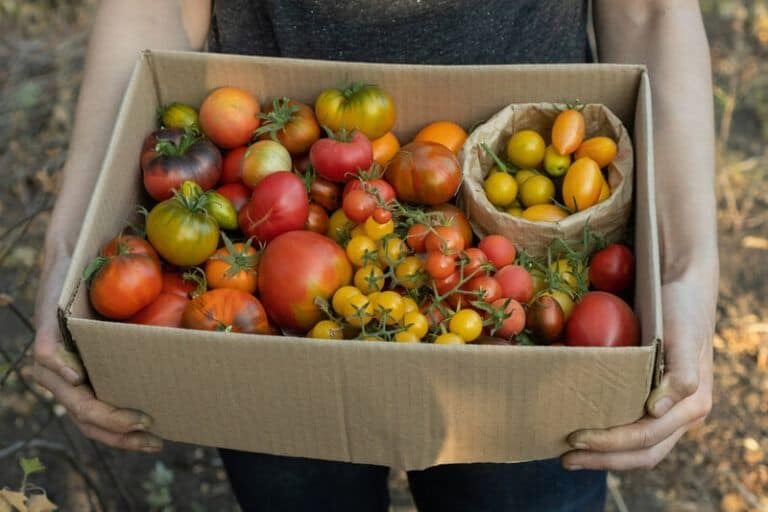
top-left (205, 241), bottom-right (259, 294)
top-left (575, 136), bottom-right (617, 168)
top-left (551, 109), bottom-right (585, 155)
top-left (562, 157), bottom-right (603, 212)
top-left (371, 132), bottom-right (400, 166)
top-left (521, 204), bottom-right (569, 222)
top-left (413, 121), bottom-right (468, 154)
top-left (598, 179), bottom-right (611, 203)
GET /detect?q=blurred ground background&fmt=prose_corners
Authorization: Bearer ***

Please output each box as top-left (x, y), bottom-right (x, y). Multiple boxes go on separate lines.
top-left (1, 1), bottom-right (767, 510)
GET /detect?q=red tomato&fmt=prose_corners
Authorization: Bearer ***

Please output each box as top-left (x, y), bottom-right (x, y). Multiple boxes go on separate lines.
top-left (494, 264), bottom-right (534, 303)
top-left (258, 231), bottom-right (353, 331)
top-left (462, 248), bottom-right (488, 277)
top-left (128, 293), bottom-right (189, 328)
top-left (421, 301), bottom-right (447, 329)
top-left (478, 235), bottom-right (517, 269)
top-left (306, 203), bottom-right (330, 234)
top-left (199, 87), bottom-right (261, 149)
top-left (589, 244), bottom-right (635, 294)
top-left (140, 129), bottom-right (222, 201)
top-left (162, 272), bottom-right (197, 298)
top-left (464, 275), bottom-right (502, 304)
top-left (406, 224), bottom-right (429, 253)
top-left (565, 291), bottom-right (639, 347)
top-left (426, 251), bottom-right (457, 279)
top-left (429, 204), bottom-right (473, 249)
top-left (434, 270), bottom-right (461, 295)
top-left (310, 177), bottom-right (341, 212)
top-left (343, 178), bottom-right (396, 204)
top-left (309, 131), bottom-right (373, 183)
top-left (182, 288), bottom-right (271, 333)
top-left (491, 298), bottom-right (526, 338)
top-left (216, 183), bottom-right (251, 211)
top-left (220, 146), bottom-right (247, 185)
top-left (238, 171), bottom-right (309, 242)
top-left (86, 235), bottom-right (162, 320)
top-left (526, 295), bottom-right (565, 344)
top-left (385, 141), bottom-right (461, 205)
top-left (372, 208), bottom-right (392, 224)
top-left (342, 189), bottom-right (377, 224)
top-left (425, 226), bottom-right (465, 255)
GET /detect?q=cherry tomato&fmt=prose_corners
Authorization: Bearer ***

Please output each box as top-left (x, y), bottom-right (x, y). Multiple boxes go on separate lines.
top-left (344, 293), bottom-right (374, 327)
top-left (434, 333), bottom-right (465, 345)
top-left (395, 331), bottom-right (421, 343)
top-left (373, 208), bottom-right (392, 224)
top-left (406, 224), bottom-right (430, 253)
top-left (434, 271), bottom-right (461, 295)
top-left (449, 309), bottom-right (483, 342)
top-left (506, 130), bottom-right (545, 168)
top-left (543, 145), bottom-right (571, 177)
top-left (310, 177), bottom-right (341, 211)
top-left (378, 237), bottom-right (407, 267)
top-left (464, 275), bottom-right (502, 304)
top-left (484, 171), bottom-right (518, 207)
top-left (354, 264), bottom-right (385, 294)
top-left (520, 175), bottom-right (555, 207)
top-left (550, 258), bottom-right (589, 291)
top-left (494, 264), bottom-right (534, 303)
top-left (425, 226), bottom-right (465, 255)
top-left (395, 256), bottom-right (426, 289)
top-left (542, 289), bottom-right (575, 319)
top-left (563, 157), bottom-right (603, 212)
top-left (402, 297), bottom-right (420, 314)
top-left (371, 291), bottom-right (405, 325)
top-left (478, 235), bottom-right (516, 269)
top-left (426, 251), bottom-right (457, 279)
top-left (429, 204), bottom-right (474, 249)
top-left (575, 136), bottom-right (617, 168)
top-left (327, 209), bottom-right (354, 244)
top-left (515, 169), bottom-right (537, 185)
top-left (403, 311), bottom-right (429, 339)
top-left (309, 320), bottom-right (344, 340)
top-left (306, 203), bottom-right (330, 234)
top-left (364, 217), bottom-right (394, 241)
top-left (371, 131), bottom-right (401, 166)
top-left (588, 244), bottom-right (635, 294)
top-left (462, 248), bottom-right (488, 277)
top-left (526, 295), bottom-right (565, 343)
top-left (343, 189), bottom-right (377, 224)
top-left (346, 235), bottom-right (378, 267)
top-left (332, 285), bottom-right (363, 316)
top-left (490, 298), bottom-right (526, 338)
top-left (521, 204), bottom-right (569, 222)
top-left (552, 109), bottom-right (585, 155)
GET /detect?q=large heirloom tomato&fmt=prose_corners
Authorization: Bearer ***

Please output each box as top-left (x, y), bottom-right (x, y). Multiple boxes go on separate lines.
top-left (255, 98), bottom-right (320, 155)
top-left (182, 288), bottom-right (271, 334)
top-left (140, 129), bottom-right (222, 201)
top-left (314, 82), bottom-right (396, 140)
top-left (199, 87), bottom-right (261, 149)
top-left (385, 141), bottom-right (461, 205)
top-left (85, 235), bottom-right (162, 320)
top-left (309, 130), bottom-right (373, 183)
top-left (238, 171), bottom-right (309, 242)
top-left (258, 231), bottom-right (353, 332)
top-left (565, 291), bottom-right (639, 347)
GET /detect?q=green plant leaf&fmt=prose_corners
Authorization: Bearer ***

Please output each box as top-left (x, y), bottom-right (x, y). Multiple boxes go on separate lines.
top-left (20, 458), bottom-right (45, 478)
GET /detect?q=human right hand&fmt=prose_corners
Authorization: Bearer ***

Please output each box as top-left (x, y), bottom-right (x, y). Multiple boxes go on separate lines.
top-left (31, 250), bottom-right (163, 452)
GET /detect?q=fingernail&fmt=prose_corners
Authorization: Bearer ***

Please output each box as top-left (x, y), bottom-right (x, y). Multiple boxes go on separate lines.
top-left (138, 415), bottom-right (154, 430)
top-left (565, 465), bottom-right (583, 471)
top-left (571, 442), bottom-right (589, 450)
top-left (652, 397), bottom-right (673, 416)
top-left (142, 438), bottom-right (163, 452)
top-left (61, 367), bottom-right (81, 384)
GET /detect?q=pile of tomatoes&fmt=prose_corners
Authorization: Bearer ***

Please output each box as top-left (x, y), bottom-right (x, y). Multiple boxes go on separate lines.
top-left (482, 105), bottom-right (619, 222)
top-left (84, 81), bottom-right (639, 347)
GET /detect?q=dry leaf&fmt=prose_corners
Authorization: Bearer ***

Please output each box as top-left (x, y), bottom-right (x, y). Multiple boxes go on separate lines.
top-left (26, 494), bottom-right (56, 512)
top-left (0, 495), bottom-right (12, 512)
top-left (0, 490), bottom-right (27, 512)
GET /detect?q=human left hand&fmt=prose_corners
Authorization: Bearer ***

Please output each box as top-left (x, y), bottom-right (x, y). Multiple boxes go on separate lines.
top-left (561, 277), bottom-right (714, 470)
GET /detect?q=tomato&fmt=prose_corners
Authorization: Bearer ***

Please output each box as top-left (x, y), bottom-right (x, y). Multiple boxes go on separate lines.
top-left (542, 289), bottom-right (575, 319)
top-left (521, 204), bottom-right (569, 222)
top-left (385, 141), bottom-right (461, 205)
top-left (462, 248), bottom-right (488, 277)
top-left (425, 226), bottom-right (465, 255)
top-left (434, 271), bottom-right (461, 295)
top-left (394, 331), bottom-right (420, 343)
top-left (434, 333), bottom-right (464, 345)
top-left (346, 235), bottom-right (377, 267)
top-left (406, 224), bottom-right (429, 253)
top-left (565, 292), bottom-right (639, 347)
top-left (310, 130), bottom-right (374, 183)
top-left (259, 231), bottom-right (353, 331)
top-left (315, 82), bottom-right (396, 140)
top-left (342, 189), bottom-right (377, 224)
top-left (515, 169), bottom-right (537, 185)
top-left (575, 136), bottom-right (617, 168)
top-left (551, 109), bottom-right (585, 155)
top-left (255, 98), bottom-right (320, 155)
top-left (327, 209), bottom-right (354, 244)
top-left (140, 129), bottom-right (222, 201)
top-left (589, 244), bottom-right (635, 294)
top-left (421, 301), bottom-right (447, 329)
top-left (413, 121), bottom-right (468, 154)
top-left (241, 140), bottom-right (292, 187)
top-left (182, 289), bottom-right (270, 333)
top-left (343, 178), bottom-right (396, 204)
top-left (551, 258), bottom-right (588, 291)
top-left (162, 272), bottom-right (197, 298)
top-left (306, 203), bottom-right (330, 234)
top-left (364, 217), bottom-right (394, 242)
top-left (494, 264), bottom-right (534, 303)
top-left (490, 298), bottom-right (526, 338)
top-left (506, 207), bottom-right (524, 217)
top-left (371, 132), bottom-right (401, 166)
top-left (598, 180), bottom-right (611, 203)
top-left (426, 251), bottom-right (457, 279)
top-left (484, 171), bottom-right (518, 207)
top-left (309, 320), bottom-right (344, 340)
top-left (239, 171), bottom-right (309, 242)
top-left (199, 87), bottom-right (260, 149)
top-left (205, 239), bottom-right (259, 294)
top-left (449, 309), bottom-right (483, 342)
top-left (473, 336), bottom-right (514, 346)
top-left (402, 297), bottom-right (419, 314)
top-left (563, 157), bottom-right (603, 212)
top-left (526, 295), bottom-right (565, 344)
top-left (464, 275), bottom-right (502, 304)
top-left (310, 177), bottom-right (341, 211)
top-left (478, 235), bottom-right (516, 269)
top-left (354, 265), bottom-right (385, 294)
top-left (373, 208), bottom-right (392, 224)
top-left (403, 311), bottom-right (429, 339)
top-left (429, 204), bottom-right (474, 249)
top-left (128, 293), bottom-right (189, 328)
top-left (519, 175), bottom-right (555, 207)
top-left (85, 235), bottom-right (162, 320)
top-left (332, 285), bottom-right (362, 316)
top-left (543, 145), bottom-right (571, 177)
top-left (371, 291), bottom-right (405, 325)
top-left (220, 146), bottom-right (247, 185)
top-left (204, 191), bottom-right (238, 230)
top-left (345, 294), bottom-right (374, 327)
top-left (159, 102), bottom-right (198, 131)
top-left (216, 183), bottom-right (251, 212)
top-left (378, 237), bottom-right (407, 267)
top-left (146, 184), bottom-right (220, 266)
top-left (395, 256), bottom-right (426, 289)
top-left (506, 130), bottom-right (545, 168)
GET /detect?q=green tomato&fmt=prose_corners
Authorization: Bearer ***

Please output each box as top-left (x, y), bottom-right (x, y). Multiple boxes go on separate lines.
top-left (160, 102), bottom-right (199, 131)
top-left (204, 191), bottom-right (238, 230)
top-left (543, 145), bottom-right (571, 177)
top-left (147, 194), bottom-right (220, 266)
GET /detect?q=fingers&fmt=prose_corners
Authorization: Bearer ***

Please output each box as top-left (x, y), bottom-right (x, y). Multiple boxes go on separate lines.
top-left (33, 364), bottom-right (154, 435)
top-left (562, 426), bottom-right (687, 471)
top-left (75, 421), bottom-right (163, 453)
top-left (33, 324), bottom-right (85, 386)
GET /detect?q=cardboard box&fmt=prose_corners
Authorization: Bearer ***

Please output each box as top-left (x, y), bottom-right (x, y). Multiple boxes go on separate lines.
top-left (57, 50), bottom-right (662, 470)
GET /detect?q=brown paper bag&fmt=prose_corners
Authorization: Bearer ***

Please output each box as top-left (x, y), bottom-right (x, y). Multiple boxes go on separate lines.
top-left (459, 103), bottom-right (633, 256)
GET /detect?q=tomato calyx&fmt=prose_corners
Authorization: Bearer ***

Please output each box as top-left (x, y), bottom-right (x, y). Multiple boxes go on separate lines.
top-left (322, 125), bottom-right (356, 143)
top-left (154, 129), bottom-right (203, 157)
top-left (553, 99), bottom-right (585, 112)
top-left (181, 267), bottom-right (208, 299)
top-left (210, 233), bottom-right (260, 278)
top-left (342, 80), bottom-right (371, 100)
top-left (254, 97), bottom-right (302, 140)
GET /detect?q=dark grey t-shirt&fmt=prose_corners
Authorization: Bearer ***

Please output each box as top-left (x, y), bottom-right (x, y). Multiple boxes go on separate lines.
top-left (208, 0), bottom-right (589, 64)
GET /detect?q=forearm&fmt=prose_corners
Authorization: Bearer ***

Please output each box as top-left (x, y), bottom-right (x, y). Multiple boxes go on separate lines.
top-left (595, 0), bottom-right (718, 302)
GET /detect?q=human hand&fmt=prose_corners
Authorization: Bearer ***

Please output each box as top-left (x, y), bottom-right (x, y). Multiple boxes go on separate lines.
top-left (561, 277), bottom-right (714, 470)
top-left (31, 251), bottom-right (163, 452)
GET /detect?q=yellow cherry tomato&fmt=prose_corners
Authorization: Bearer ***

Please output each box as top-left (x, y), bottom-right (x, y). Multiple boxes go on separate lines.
top-left (506, 206), bottom-right (524, 217)
top-left (402, 297), bottom-right (420, 314)
top-left (550, 259), bottom-right (589, 290)
top-left (542, 289), bottom-right (575, 319)
top-left (448, 309), bottom-right (483, 342)
top-left (403, 311), bottom-right (429, 339)
top-left (371, 290), bottom-right (405, 325)
top-left (521, 204), bottom-right (569, 222)
top-left (520, 175), bottom-right (555, 207)
top-left (484, 172), bottom-right (518, 207)
top-left (563, 157), bottom-right (603, 212)
top-left (346, 235), bottom-right (378, 267)
top-left (515, 169), bottom-right (537, 186)
top-left (327, 209), bottom-right (354, 244)
top-left (345, 294), bottom-right (373, 326)
top-left (364, 217), bottom-right (394, 241)
top-left (395, 256), bottom-right (426, 290)
top-left (434, 332), bottom-right (465, 345)
top-left (506, 130), bottom-right (545, 169)
top-left (598, 179), bottom-right (611, 203)
top-left (354, 265), bottom-right (385, 294)
top-left (378, 237), bottom-right (407, 267)
top-left (531, 272), bottom-right (548, 295)
top-left (332, 285), bottom-right (362, 316)
top-left (394, 330), bottom-right (421, 343)
top-left (308, 320), bottom-right (344, 340)
top-left (350, 224), bottom-right (367, 239)
top-left (543, 145), bottom-right (571, 177)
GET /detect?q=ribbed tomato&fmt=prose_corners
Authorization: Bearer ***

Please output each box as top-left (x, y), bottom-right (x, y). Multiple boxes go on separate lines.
top-left (385, 141), bottom-right (461, 205)
top-left (314, 82), bottom-right (396, 140)
top-left (238, 171), bottom-right (309, 242)
top-left (182, 289), bottom-right (271, 334)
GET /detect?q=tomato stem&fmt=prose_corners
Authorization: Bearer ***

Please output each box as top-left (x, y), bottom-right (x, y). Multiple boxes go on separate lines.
top-left (254, 97), bottom-right (301, 140)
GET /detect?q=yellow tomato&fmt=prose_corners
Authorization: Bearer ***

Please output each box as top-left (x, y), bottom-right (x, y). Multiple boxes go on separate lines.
top-left (394, 331), bottom-right (421, 343)
top-left (521, 204), bottom-right (569, 222)
top-left (515, 169), bottom-right (537, 185)
top-left (520, 175), bottom-right (555, 207)
top-left (448, 309), bottom-right (483, 342)
top-left (506, 130), bottom-right (545, 168)
top-left (562, 157), bottom-right (604, 212)
top-left (543, 145), bottom-right (571, 177)
top-left (395, 256), bottom-right (426, 289)
top-left (350, 224), bottom-right (367, 239)
top-left (308, 320), bottom-right (344, 340)
top-left (542, 289), bottom-right (575, 319)
top-left (434, 333), bottom-right (465, 345)
top-left (364, 217), bottom-right (394, 241)
top-left (484, 172), bottom-right (518, 207)
top-left (332, 285), bottom-right (362, 316)
top-left (371, 290), bottom-right (405, 325)
top-left (327, 209), bottom-right (354, 244)
top-left (402, 311), bottom-right (429, 339)
top-left (346, 235), bottom-right (378, 267)
top-left (354, 265), bottom-right (385, 294)
top-left (575, 136), bottom-right (617, 168)
top-left (506, 206), bottom-right (524, 217)
top-left (378, 237), bottom-right (407, 267)
top-left (598, 179), bottom-right (611, 203)
top-left (402, 297), bottom-right (420, 314)
top-left (550, 259), bottom-right (589, 290)
top-left (345, 294), bottom-right (373, 327)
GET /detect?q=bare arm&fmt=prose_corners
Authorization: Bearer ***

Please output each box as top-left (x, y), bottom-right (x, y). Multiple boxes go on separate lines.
top-left (33, 0), bottom-right (211, 452)
top-left (563, 0), bottom-right (716, 470)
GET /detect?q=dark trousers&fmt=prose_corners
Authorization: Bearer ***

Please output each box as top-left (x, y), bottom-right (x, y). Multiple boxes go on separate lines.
top-left (220, 450), bottom-right (607, 512)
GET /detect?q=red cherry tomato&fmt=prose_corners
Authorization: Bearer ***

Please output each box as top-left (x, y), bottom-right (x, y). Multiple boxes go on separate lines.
top-left (491, 298), bottom-right (526, 338)
top-left (216, 182), bottom-right (251, 211)
top-left (463, 275), bottom-right (502, 304)
top-left (343, 189), bottom-right (377, 224)
top-left (589, 244), bottom-right (635, 294)
top-left (406, 224), bottom-right (430, 253)
top-left (494, 264), bottom-right (534, 303)
top-left (478, 235), bottom-right (517, 269)
top-left (426, 251), bottom-right (457, 279)
top-left (462, 248), bottom-right (488, 277)
top-left (425, 226), bottom-right (465, 255)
